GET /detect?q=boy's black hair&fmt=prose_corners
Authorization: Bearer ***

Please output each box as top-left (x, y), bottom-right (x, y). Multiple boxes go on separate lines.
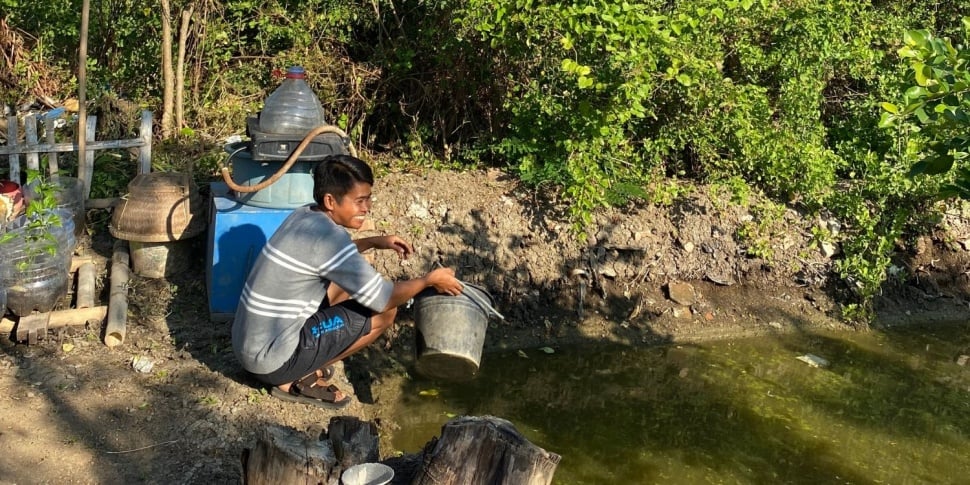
top-left (312, 154), bottom-right (375, 205)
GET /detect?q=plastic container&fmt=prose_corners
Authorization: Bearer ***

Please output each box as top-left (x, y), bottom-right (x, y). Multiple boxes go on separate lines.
top-left (247, 116), bottom-right (350, 162)
top-left (412, 284), bottom-right (495, 382)
top-left (0, 209), bottom-right (75, 316)
top-left (225, 142), bottom-right (316, 208)
top-left (23, 176), bottom-right (86, 237)
top-left (258, 66), bottom-right (326, 135)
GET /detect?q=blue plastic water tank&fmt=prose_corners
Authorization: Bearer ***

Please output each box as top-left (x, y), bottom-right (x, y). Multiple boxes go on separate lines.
top-left (206, 182), bottom-right (293, 321)
top-left (225, 142), bottom-right (315, 209)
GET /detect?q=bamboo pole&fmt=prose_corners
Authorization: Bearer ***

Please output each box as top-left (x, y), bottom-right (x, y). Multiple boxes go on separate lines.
top-left (78, 0), bottom-right (90, 198)
top-left (76, 262), bottom-right (96, 309)
top-left (0, 306), bottom-right (107, 334)
top-left (104, 239), bottom-right (130, 347)
top-left (70, 255), bottom-right (95, 273)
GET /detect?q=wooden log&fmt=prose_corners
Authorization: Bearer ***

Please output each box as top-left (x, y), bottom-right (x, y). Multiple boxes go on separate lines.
top-left (6, 115), bottom-right (20, 183)
top-left (104, 239), bottom-right (130, 347)
top-left (327, 416), bottom-right (379, 468)
top-left (70, 255), bottom-right (95, 273)
top-left (16, 312), bottom-right (51, 345)
top-left (82, 115), bottom-right (96, 198)
top-left (412, 415), bottom-right (560, 485)
top-left (76, 262), bottom-right (96, 309)
top-left (0, 306), bottom-right (108, 334)
top-left (0, 135), bottom-right (147, 156)
top-left (24, 113), bottom-right (39, 172)
top-left (138, 110), bottom-right (152, 174)
top-left (242, 424), bottom-right (338, 485)
top-left (45, 116), bottom-right (58, 173)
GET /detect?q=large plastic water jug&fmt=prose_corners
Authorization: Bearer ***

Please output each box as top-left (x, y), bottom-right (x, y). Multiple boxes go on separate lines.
top-left (258, 66), bottom-right (326, 135)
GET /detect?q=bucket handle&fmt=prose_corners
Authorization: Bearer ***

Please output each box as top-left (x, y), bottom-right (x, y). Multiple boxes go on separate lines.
top-left (459, 280), bottom-right (505, 321)
top-left (428, 260), bottom-right (504, 320)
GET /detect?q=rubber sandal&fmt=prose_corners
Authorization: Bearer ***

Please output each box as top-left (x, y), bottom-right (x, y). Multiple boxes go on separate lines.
top-left (270, 382), bottom-right (351, 409)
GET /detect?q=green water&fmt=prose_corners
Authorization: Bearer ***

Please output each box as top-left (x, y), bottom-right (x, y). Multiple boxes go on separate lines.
top-left (391, 323), bottom-right (970, 484)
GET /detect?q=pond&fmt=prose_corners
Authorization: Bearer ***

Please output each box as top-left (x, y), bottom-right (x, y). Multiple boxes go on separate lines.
top-left (391, 322), bottom-right (970, 484)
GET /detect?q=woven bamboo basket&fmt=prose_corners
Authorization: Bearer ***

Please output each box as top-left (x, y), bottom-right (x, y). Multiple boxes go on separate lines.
top-left (109, 172), bottom-right (206, 242)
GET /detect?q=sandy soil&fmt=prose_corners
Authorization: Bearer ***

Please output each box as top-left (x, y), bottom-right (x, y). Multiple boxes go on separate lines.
top-left (1, 168), bottom-right (969, 484)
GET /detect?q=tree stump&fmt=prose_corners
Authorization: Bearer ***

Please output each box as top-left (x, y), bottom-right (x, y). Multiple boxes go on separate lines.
top-left (242, 424), bottom-right (338, 485)
top-left (328, 416), bottom-right (380, 468)
top-left (412, 415), bottom-right (560, 485)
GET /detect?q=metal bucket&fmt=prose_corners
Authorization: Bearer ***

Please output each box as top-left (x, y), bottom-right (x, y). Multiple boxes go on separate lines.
top-left (413, 283), bottom-right (494, 382)
top-left (340, 463), bottom-right (394, 485)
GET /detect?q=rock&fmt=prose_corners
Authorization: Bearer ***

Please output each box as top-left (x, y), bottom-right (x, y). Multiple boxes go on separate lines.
top-left (820, 241), bottom-right (840, 258)
top-left (796, 353), bottom-right (829, 368)
top-left (957, 355), bottom-right (969, 366)
top-left (672, 306), bottom-right (691, 319)
top-left (407, 197), bottom-right (431, 220)
top-left (667, 281), bottom-right (697, 306)
top-left (705, 273), bottom-right (735, 286)
top-left (131, 355), bottom-right (155, 373)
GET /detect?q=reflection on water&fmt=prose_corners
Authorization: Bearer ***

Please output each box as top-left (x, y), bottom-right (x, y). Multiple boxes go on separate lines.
top-left (391, 323), bottom-right (970, 484)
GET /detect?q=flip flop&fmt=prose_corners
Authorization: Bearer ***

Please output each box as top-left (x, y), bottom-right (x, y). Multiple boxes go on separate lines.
top-left (270, 381), bottom-right (351, 409)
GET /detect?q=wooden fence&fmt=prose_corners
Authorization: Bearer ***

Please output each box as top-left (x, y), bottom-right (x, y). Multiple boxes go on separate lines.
top-left (0, 110), bottom-right (152, 199)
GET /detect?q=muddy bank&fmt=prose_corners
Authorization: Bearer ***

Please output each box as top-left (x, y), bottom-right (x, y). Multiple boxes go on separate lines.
top-left (1, 168), bottom-right (968, 483)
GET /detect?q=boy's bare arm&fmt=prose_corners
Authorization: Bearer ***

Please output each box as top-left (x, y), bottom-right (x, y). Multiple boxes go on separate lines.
top-left (383, 267), bottom-right (463, 311)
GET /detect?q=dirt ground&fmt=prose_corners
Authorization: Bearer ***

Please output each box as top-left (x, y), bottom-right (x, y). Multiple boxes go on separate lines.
top-left (1, 168), bottom-right (969, 484)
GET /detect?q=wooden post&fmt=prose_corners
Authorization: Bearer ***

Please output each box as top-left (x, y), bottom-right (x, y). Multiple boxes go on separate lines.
top-left (24, 113), bottom-right (39, 172)
top-left (328, 416), bottom-right (380, 468)
top-left (83, 115), bottom-right (96, 197)
top-left (138, 110), bottom-right (152, 174)
top-left (45, 116), bottom-right (58, 174)
top-left (77, 0), bottom-right (90, 197)
top-left (242, 425), bottom-right (338, 485)
top-left (1, 306), bottom-right (107, 335)
top-left (104, 239), bottom-right (130, 347)
top-left (16, 312), bottom-right (51, 345)
top-left (6, 115), bottom-right (19, 183)
top-left (413, 416), bottom-right (560, 485)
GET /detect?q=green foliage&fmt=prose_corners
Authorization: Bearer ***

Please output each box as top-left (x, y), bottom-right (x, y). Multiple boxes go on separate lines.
top-left (880, 18), bottom-right (970, 199)
top-left (455, 0), bottom-right (925, 220)
top-left (4, 1), bottom-right (969, 320)
top-left (89, 153), bottom-right (135, 199)
top-left (0, 171), bottom-right (64, 272)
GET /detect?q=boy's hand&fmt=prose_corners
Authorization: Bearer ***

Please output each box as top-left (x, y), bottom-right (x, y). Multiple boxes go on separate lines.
top-left (426, 267), bottom-right (463, 296)
top-left (371, 235), bottom-right (413, 259)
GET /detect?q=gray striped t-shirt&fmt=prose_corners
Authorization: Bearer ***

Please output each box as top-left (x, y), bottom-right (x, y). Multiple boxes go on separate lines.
top-left (231, 206), bottom-right (393, 375)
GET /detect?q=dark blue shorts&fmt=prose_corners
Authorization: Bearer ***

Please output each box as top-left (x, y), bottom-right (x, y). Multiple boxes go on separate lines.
top-left (255, 298), bottom-right (373, 386)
